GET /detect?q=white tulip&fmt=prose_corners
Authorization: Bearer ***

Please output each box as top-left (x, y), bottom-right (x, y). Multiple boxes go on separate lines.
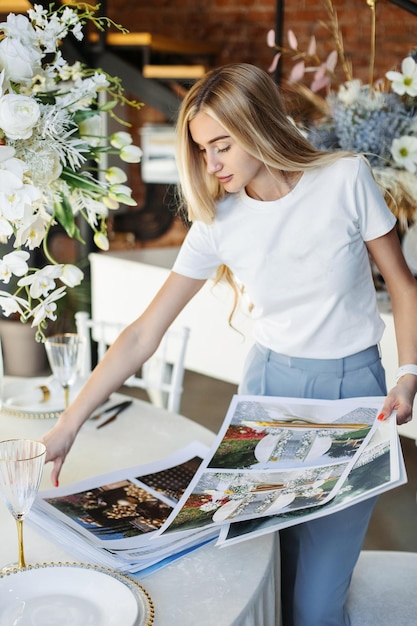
top-left (105, 166), bottom-right (127, 184)
top-left (120, 145), bottom-right (142, 163)
top-left (94, 232), bottom-right (109, 251)
top-left (110, 131), bottom-right (133, 149)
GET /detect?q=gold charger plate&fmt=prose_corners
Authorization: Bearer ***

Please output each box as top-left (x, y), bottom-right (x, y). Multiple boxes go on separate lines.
top-left (0, 561), bottom-right (155, 625)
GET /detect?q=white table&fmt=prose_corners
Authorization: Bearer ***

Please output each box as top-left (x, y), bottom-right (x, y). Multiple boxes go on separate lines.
top-left (0, 390), bottom-right (280, 626)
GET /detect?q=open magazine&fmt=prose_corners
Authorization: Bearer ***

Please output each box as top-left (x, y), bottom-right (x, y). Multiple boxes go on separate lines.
top-left (29, 395), bottom-right (405, 573)
top-left (29, 442), bottom-right (217, 576)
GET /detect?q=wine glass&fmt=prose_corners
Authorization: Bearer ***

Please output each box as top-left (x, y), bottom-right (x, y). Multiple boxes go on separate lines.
top-left (45, 333), bottom-right (85, 409)
top-left (0, 439), bottom-right (46, 569)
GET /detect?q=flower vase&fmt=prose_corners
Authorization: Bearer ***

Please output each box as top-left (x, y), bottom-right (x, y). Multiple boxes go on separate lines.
top-left (0, 319), bottom-right (47, 377)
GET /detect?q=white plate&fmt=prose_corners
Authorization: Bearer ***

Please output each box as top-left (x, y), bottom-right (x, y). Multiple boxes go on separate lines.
top-left (2, 377), bottom-right (80, 419)
top-left (0, 562), bottom-right (154, 626)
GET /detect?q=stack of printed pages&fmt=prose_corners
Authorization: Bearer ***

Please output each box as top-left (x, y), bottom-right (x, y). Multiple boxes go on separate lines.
top-left (29, 394), bottom-right (406, 575)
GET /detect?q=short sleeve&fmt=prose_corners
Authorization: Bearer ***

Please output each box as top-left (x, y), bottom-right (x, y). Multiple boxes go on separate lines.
top-left (354, 158), bottom-right (397, 241)
top-left (172, 221), bottom-right (221, 279)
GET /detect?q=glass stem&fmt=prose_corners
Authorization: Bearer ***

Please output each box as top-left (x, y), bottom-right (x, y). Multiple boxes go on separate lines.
top-left (64, 385), bottom-right (70, 409)
top-left (16, 518), bottom-right (26, 569)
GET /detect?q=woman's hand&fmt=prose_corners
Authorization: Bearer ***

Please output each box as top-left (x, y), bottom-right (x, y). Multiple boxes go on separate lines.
top-left (378, 376), bottom-right (417, 425)
top-left (41, 414), bottom-right (80, 487)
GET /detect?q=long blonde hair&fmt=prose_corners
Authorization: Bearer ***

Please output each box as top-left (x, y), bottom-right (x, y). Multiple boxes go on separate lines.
top-left (175, 63), bottom-right (351, 323)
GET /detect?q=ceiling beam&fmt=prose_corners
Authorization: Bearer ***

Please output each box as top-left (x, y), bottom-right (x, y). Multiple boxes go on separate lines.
top-left (387, 0), bottom-right (417, 16)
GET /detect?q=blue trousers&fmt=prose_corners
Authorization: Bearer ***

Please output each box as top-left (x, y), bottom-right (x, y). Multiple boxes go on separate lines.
top-left (238, 344), bottom-right (387, 626)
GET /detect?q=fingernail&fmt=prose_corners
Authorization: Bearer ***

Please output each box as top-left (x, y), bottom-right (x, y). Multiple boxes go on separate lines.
top-left (55, 479), bottom-right (59, 487)
top-left (377, 413), bottom-right (384, 421)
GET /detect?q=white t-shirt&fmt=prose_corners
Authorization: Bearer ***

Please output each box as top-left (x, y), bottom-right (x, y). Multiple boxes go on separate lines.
top-left (172, 156), bottom-right (396, 359)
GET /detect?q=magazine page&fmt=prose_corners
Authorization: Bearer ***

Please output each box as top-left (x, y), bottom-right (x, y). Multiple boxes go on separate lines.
top-left (28, 442), bottom-right (216, 572)
top-left (217, 414), bottom-right (405, 546)
top-left (156, 395), bottom-right (384, 537)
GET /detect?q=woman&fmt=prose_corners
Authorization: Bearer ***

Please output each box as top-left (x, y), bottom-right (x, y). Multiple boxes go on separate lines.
top-left (43, 63), bottom-right (417, 625)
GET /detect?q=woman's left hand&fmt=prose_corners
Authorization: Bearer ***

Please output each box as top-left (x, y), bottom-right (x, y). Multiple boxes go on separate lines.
top-left (378, 376), bottom-right (417, 425)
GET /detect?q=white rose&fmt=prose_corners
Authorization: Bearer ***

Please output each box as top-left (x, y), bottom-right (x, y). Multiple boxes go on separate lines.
top-left (0, 94), bottom-right (40, 140)
top-left (0, 37), bottom-right (42, 83)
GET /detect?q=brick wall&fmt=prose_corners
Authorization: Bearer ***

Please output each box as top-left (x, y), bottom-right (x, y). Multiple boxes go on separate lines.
top-left (108, 0), bottom-right (416, 85)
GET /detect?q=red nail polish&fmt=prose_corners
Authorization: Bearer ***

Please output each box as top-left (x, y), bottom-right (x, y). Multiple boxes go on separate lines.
top-left (55, 479), bottom-right (59, 487)
top-left (377, 413), bottom-right (384, 421)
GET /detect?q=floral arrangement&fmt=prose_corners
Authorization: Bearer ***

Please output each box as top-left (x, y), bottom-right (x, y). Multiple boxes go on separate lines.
top-left (267, 0), bottom-right (417, 232)
top-left (0, 2), bottom-right (143, 339)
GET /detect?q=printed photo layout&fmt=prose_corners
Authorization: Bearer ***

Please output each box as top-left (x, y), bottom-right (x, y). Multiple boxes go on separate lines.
top-left (218, 416), bottom-right (405, 545)
top-left (43, 452), bottom-right (204, 543)
top-left (157, 395), bottom-right (383, 536)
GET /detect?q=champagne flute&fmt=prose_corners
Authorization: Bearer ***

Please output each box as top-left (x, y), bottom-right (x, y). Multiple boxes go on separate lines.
top-left (0, 439), bottom-right (46, 569)
top-left (45, 333), bottom-right (85, 409)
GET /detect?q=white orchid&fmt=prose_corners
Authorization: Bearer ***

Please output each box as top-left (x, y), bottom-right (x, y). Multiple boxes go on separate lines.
top-left (0, 4), bottom-right (143, 338)
top-left (0, 250), bottom-right (30, 283)
top-left (18, 264), bottom-right (63, 299)
top-left (0, 216), bottom-right (13, 242)
top-left (14, 209), bottom-right (48, 249)
top-left (30, 285), bottom-right (67, 327)
top-left (0, 290), bottom-right (28, 317)
top-left (0, 169), bottom-right (40, 222)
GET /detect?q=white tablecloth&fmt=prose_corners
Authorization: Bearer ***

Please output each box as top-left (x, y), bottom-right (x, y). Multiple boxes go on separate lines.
top-left (0, 387), bottom-right (280, 626)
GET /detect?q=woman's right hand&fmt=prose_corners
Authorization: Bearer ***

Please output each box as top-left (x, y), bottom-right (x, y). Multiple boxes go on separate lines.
top-left (41, 414), bottom-right (80, 487)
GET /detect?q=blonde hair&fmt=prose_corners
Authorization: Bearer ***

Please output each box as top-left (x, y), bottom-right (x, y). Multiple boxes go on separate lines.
top-left (175, 63), bottom-right (352, 323)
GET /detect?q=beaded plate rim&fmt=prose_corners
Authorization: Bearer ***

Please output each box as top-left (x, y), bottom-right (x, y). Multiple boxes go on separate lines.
top-left (0, 561), bottom-right (155, 625)
top-left (1, 405), bottom-right (61, 419)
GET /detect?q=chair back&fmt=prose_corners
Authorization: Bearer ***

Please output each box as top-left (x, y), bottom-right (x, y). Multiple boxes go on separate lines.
top-left (74, 311), bottom-right (190, 413)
